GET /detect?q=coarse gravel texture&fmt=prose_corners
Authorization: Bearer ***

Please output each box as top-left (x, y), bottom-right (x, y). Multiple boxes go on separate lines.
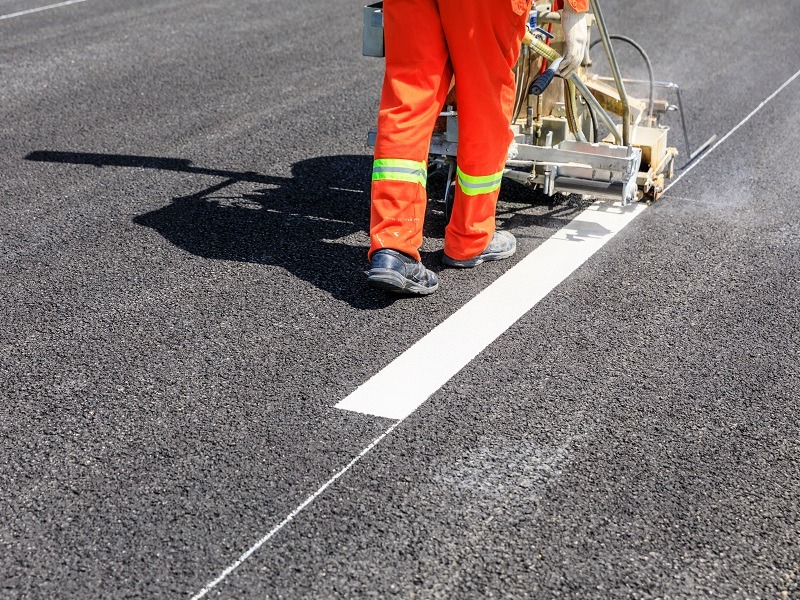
top-left (1, 0), bottom-right (798, 598)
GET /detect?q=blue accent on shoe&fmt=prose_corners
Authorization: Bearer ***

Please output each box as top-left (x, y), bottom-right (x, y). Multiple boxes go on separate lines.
top-left (368, 249), bottom-right (439, 295)
top-left (442, 230), bottom-right (517, 268)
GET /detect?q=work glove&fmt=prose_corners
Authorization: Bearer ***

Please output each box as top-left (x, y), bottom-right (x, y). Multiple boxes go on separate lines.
top-left (559, 3), bottom-right (588, 78)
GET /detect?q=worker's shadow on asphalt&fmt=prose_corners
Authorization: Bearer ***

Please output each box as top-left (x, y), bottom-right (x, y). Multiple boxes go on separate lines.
top-left (26, 151), bottom-right (446, 310)
top-left (25, 151), bottom-right (586, 309)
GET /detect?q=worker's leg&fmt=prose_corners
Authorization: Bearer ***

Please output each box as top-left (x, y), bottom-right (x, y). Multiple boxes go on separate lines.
top-left (439, 0), bottom-right (530, 261)
top-left (369, 0), bottom-right (453, 262)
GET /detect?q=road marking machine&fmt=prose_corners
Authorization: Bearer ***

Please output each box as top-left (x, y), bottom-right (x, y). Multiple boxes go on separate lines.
top-left (362, 0), bottom-right (714, 215)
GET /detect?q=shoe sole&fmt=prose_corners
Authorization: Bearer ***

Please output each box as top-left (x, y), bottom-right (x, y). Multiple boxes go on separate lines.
top-left (442, 247), bottom-right (516, 269)
top-left (367, 268), bottom-right (438, 295)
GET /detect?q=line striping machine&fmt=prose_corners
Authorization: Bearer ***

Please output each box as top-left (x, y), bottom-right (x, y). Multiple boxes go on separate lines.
top-left (362, 0), bottom-right (715, 217)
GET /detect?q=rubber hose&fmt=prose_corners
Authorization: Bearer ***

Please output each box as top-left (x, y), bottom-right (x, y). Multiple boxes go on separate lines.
top-left (564, 79), bottom-right (587, 142)
top-left (530, 37), bottom-right (560, 63)
top-left (513, 53), bottom-right (532, 123)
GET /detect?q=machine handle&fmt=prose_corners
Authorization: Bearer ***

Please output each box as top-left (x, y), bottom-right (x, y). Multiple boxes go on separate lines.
top-left (529, 57), bottom-right (562, 96)
top-left (530, 69), bottom-right (557, 96)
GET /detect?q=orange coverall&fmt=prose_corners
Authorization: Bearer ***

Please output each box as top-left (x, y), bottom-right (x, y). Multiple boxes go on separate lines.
top-left (369, 0), bottom-right (588, 262)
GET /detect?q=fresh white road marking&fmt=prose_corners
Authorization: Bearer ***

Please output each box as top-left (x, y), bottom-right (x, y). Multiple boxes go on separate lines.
top-left (188, 65), bottom-right (800, 600)
top-left (337, 201), bottom-right (647, 420)
top-left (0, 0), bottom-right (89, 20)
top-left (337, 64), bottom-right (800, 421)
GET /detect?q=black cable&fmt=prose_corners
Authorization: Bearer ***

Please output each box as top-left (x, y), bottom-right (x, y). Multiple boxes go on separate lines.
top-left (589, 34), bottom-right (654, 121)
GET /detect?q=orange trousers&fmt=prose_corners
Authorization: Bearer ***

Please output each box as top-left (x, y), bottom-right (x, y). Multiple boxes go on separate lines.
top-left (369, 0), bottom-right (532, 262)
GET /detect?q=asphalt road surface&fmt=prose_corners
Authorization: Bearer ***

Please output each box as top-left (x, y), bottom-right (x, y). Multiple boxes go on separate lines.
top-left (1, 1), bottom-right (799, 598)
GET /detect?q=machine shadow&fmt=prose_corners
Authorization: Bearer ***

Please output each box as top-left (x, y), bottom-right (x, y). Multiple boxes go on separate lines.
top-left (25, 151), bottom-right (414, 310)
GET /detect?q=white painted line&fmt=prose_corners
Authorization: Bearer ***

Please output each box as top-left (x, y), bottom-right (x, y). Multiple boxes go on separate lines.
top-left (666, 66), bottom-right (800, 192)
top-left (337, 201), bottom-right (647, 420)
top-left (0, 0), bottom-right (90, 20)
top-left (337, 66), bottom-right (800, 421)
top-left (189, 422), bottom-right (400, 600)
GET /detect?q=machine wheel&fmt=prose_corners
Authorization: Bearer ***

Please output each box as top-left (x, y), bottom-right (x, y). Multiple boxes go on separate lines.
top-left (443, 159), bottom-right (456, 225)
top-left (444, 181), bottom-right (455, 224)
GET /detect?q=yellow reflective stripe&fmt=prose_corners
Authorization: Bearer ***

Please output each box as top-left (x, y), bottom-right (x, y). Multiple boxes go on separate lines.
top-left (372, 171), bottom-right (426, 185)
top-left (372, 158), bottom-right (427, 186)
top-left (456, 166), bottom-right (503, 196)
top-left (373, 158), bottom-right (426, 171)
top-left (456, 167), bottom-right (504, 185)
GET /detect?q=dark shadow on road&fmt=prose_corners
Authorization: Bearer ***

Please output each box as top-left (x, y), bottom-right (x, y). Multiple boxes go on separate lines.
top-left (25, 151), bottom-right (584, 308)
top-left (25, 151), bottom-right (424, 310)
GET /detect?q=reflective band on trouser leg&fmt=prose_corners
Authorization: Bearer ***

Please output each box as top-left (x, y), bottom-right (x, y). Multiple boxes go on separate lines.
top-left (370, 158), bottom-right (430, 261)
top-left (372, 158), bottom-right (427, 187)
top-left (437, 0), bottom-right (527, 260)
top-left (456, 166), bottom-right (504, 197)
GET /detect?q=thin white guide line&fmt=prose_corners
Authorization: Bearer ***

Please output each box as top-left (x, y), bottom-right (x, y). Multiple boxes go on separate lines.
top-left (0, 0), bottom-right (90, 20)
top-left (189, 422), bottom-right (400, 600)
top-left (666, 66), bottom-right (800, 192)
top-left (188, 198), bottom-right (647, 599)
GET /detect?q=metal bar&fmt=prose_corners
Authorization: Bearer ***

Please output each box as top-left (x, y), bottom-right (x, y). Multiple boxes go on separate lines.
top-left (651, 147), bottom-right (678, 178)
top-left (588, 0), bottom-right (631, 145)
top-left (594, 76), bottom-right (680, 88)
top-left (514, 144), bottom-right (639, 174)
top-left (674, 84), bottom-right (692, 160)
top-left (681, 134), bottom-right (717, 169)
top-left (428, 137), bottom-right (459, 157)
top-left (568, 74), bottom-right (622, 144)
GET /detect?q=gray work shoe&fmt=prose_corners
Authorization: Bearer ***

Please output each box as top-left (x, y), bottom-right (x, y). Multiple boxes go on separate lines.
top-left (442, 230), bottom-right (517, 268)
top-left (367, 249), bottom-right (439, 295)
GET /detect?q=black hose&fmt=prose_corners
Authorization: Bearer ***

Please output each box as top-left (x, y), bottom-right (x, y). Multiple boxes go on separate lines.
top-left (584, 94), bottom-right (599, 142)
top-left (564, 79), bottom-right (587, 142)
top-left (589, 34), bottom-right (654, 121)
